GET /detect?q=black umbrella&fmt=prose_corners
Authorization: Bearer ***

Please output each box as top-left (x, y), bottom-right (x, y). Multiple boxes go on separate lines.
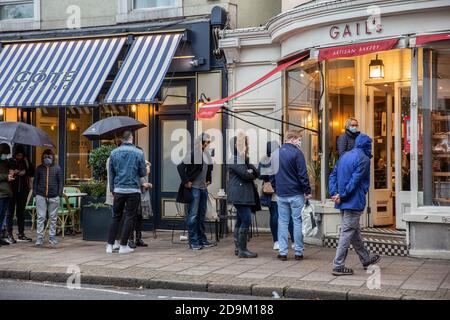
top-left (0, 122), bottom-right (55, 147)
top-left (82, 116), bottom-right (146, 141)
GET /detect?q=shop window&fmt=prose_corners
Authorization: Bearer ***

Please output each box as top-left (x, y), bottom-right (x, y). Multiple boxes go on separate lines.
top-left (419, 47), bottom-right (450, 206)
top-left (100, 105), bottom-right (132, 119)
top-left (286, 62), bottom-right (321, 199)
top-left (0, 1), bottom-right (33, 20)
top-left (34, 108), bottom-right (58, 166)
top-left (66, 107), bottom-right (93, 185)
top-left (400, 87), bottom-right (411, 191)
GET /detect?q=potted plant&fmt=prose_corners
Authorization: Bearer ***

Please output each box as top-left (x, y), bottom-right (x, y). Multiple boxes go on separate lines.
top-left (80, 144), bottom-right (115, 241)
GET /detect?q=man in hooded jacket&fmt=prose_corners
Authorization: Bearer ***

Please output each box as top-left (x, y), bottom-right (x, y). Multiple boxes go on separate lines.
top-left (329, 134), bottom-right (380, 276)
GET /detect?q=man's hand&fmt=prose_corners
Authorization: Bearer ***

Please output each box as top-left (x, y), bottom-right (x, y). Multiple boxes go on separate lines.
top-left (7, 174), bottom-right (15, 182)
top-left (18, 170), bottom-right (26, 176)
top-left (247, 169), bottom-right (254, 174)
top-left (184, 181), bottom-right (193, 189)
top-left (142, 182), bottom-right (152, 189)
top-left (305, 194), bottom-right (312, 199)
top-left (331, 194), bottom-right (341, 204)
top-left (206, 181), bottom-right (211, 186)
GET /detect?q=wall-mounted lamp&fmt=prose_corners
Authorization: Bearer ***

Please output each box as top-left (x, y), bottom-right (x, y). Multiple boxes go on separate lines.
top-left (369, 54), bottom-right (385, 79)
top-left (69, 121), bottom-right (77, 131)
top-left (131, 105), bottom-right (137, 113)
top-left (190, 58), bottom-right (205, 67)
top-left (197, 93), bottom-right (211, 109)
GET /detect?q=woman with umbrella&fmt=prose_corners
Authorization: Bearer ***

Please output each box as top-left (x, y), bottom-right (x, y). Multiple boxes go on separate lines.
top-left (0, 143), bottom-right (14, 247)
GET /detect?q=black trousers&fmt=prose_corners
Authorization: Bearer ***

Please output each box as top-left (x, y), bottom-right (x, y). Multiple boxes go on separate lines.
top-left (7, 190), bottom-right (29, 235)
top-left (108, 193), bottom-right (140, 246)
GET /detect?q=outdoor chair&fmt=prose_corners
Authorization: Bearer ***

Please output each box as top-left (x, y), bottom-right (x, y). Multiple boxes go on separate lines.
top-left (63, 186), bottom-right (82, 232)
top-left (171, 202), bottom-right (188, 244)
top-left (25, 190), bottom-right (37, 231)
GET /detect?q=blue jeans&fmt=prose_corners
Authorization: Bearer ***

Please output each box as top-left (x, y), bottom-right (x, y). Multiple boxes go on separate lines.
top-left (187, 188), bottom-right (208, 246)
top-left (235, 205), bottom-right (252, 229)
top-left (269, 201), bottom-right (294, 243)
top-left (277, 195), bottom-right (305, 256)
top-left (0, 198), bottom-right (9, 232)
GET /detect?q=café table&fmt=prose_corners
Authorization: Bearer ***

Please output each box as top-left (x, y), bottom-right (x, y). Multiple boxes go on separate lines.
top-left (64, 192), bottom-right (88, 233)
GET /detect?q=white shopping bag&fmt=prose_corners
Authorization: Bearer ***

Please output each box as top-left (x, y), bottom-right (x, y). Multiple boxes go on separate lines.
top-left (302, 200), bottom-right (318, 237)
top-left (205, 193), bottom-right (219, 221)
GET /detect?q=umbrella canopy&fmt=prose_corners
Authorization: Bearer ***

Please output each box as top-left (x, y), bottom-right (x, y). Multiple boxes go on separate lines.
top-left (0, 122), bottom-right (55, 147)
top-left (82, 116), bottom-right (146, 141)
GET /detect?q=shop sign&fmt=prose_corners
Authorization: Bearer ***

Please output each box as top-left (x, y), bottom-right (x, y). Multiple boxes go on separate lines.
top-left (329, 21), bottom-right (383, 40)
top-left (8, 70), bottom-right (78, 93)
top-left (318, 39), bottom-right (398, 61)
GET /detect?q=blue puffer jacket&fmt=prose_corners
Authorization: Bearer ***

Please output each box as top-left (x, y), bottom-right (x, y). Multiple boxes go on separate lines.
top-left (329, 134), bottom-right (372, 212)
top-left (109, 143), bottom-right (147, 193)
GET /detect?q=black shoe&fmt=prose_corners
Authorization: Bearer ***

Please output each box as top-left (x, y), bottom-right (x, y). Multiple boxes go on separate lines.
top-left (7, 235), bottom-right (16, 244)
top-left (127, 240), bottom-right (137, 249)
top-left (189, 244), bottom-right (203, 250)
top-left (237, 228), bottom-right (257, 258)
top-left (332, 266), bottom-right (354, 276)
top-left (202, 240), bottom-right (217, 248)
top-left (0, 238), bottom-right (10, 246)
top-left (17, 234), bottom-right (33, 242)
top-left (295, 255), bottom-right (304, 260)
top-left (277, 254), bottom-right (287, 261)
top-left (135, 239), bottom-right (148, 247)
top-left (363, 255), bottom-right (381, 270)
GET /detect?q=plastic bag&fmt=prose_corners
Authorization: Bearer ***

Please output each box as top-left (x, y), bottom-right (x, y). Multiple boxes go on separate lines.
top-left (205, 193), bottom-right (219, 221)
top-left (302, 200), bottom-right (318, 237)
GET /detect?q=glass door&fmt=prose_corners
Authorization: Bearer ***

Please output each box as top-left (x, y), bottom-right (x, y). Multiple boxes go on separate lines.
top-left (367, 84), bottom-right (395, 227)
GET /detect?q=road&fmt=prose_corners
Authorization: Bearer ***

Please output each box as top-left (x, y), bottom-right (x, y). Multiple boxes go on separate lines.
top-left (0, 279), bottom-right (279, 300)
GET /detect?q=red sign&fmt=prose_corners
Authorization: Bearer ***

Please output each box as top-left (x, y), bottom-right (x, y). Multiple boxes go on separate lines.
top-left (415, 33), bottom-right (450, 46)
top-left (318, 39), bottom-right (398, 61)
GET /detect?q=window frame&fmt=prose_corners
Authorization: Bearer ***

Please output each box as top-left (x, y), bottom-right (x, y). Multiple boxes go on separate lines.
top-left (117, 0), bottom-right (182, 23)
top-left (0, 0), bottom-right (40, 31)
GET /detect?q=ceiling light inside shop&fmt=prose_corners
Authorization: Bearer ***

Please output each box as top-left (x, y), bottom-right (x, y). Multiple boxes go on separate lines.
top-left (0, 109), bottom-right (3, 116)
top-left (131, 105), bottom-right (137, 113)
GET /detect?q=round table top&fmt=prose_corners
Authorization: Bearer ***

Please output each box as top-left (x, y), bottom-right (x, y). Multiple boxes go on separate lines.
top-left (64, 193), bottom-right (88, 197)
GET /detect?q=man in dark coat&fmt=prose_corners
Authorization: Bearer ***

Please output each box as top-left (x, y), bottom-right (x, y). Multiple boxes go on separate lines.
top-left (177, 133), bottom-right (214, 250)
top-left (337, 117), bottom-right (360, 157)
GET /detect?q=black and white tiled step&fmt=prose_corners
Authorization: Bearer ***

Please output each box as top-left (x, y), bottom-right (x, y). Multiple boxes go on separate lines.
top-left (324, 233), bottom-right (408, 257)
top-left (361, 227), bottom-right (406, 237)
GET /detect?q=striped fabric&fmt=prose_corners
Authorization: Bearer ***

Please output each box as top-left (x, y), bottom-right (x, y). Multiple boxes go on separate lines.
top-left (104, 33), bottom-right (182, 104)
top-left (0, 37), bottom-right (125, 107)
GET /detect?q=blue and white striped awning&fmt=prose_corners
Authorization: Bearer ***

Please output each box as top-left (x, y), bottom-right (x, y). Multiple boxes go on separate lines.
top-left (104, 33), bottom-right (182, 104)
top-left (0, 37), bottom-right (125, 107)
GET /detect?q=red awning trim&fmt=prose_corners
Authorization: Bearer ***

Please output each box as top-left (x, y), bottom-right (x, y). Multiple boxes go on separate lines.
top-left (318, 39), bottom-right (399, 62)
top-left (415, 33), bottom-right (450, 46)
top-left (197, 52), bottom-right (309, 119)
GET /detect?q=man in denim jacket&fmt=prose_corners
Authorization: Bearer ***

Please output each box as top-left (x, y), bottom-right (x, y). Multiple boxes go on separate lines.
top-left (106, 131), bottom-right (146, 254)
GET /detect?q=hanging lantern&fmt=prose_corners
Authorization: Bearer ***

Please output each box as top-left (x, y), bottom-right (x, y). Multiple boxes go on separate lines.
top-left (369, 54), bottom-right (385, 79)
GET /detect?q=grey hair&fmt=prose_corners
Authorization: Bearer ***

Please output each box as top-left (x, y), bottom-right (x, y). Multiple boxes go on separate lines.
top-left (345, 117), bottom-right (359, 129)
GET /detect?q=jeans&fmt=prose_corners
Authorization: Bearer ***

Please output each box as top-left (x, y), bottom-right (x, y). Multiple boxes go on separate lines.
top-left (269, 201), bottom-right (294, 243)
top-left (333, 210), bottom-right (371, 269)
top-left (108, 193), bottom-right (140, 246)
top-left (36, 195), bottom-right (59, 240)
top-left (235, 205), bottom-right (252, 229)
top-left (7, 191), bottom-right (28, 235)
top-left (0, 198), bottom-right (9, 233)
top-left (187, 188), bottom-right (208, 246)
top-left (277, 195), bottom-right (305, 256)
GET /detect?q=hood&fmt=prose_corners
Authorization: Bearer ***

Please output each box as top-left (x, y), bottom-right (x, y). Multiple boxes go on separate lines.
top-left (355, 134), bottom-right (373, 158)
top-left (266, 140), bottom-right (280, 157)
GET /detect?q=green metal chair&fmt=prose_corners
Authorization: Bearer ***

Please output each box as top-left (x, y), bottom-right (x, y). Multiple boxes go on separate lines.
top-left (25, 190), bottom-right (37, 231)
top-left (63, 187), bottom-right (82, 232)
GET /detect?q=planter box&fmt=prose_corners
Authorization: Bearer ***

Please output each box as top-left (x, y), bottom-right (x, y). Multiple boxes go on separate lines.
top-left (82, 204), bottom-right (111, 242)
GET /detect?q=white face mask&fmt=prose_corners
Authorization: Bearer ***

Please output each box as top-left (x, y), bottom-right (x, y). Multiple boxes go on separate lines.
top-left (0, 154), bottom-right (8, 161)
top-left (295, 139), bottom-right (302, 150)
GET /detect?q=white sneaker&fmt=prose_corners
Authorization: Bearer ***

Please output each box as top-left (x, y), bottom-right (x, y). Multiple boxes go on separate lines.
top-left (119, 245), bottom-right (134, 254)
top-left (106, 244), bottom-right (113, 254)
top-left (273, 241), bottom-right (279, 250)
top-left (113, 240), bottom-right (120, 251)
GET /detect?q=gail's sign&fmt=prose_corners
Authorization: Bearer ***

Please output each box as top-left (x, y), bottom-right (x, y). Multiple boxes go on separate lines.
top-left (329, 21), bottom-right (383, 40)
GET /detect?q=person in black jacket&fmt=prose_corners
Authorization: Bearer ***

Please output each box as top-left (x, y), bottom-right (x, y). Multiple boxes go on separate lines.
top-left (33, 149), bottom-right (63, 246)
top-left (6, 145), bottom-right (34, 243)
top-left (227, 131), bottom-right (260, 258)
top-left (176, 133), bottom-right (214, 250)
top-left (337, 117), bottom-right (360, 157)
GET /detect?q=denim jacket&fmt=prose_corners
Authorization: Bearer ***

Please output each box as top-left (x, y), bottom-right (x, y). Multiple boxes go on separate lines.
top-left (109, 143), bottom-right (147, 193)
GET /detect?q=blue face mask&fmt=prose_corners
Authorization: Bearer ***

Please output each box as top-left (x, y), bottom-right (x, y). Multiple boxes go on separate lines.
top-left (349, 127), bottom-right (358, 134)
top-left (0, 154), bottom-right (8, 161)
top-left (43, 158), bottom-right (53, 166)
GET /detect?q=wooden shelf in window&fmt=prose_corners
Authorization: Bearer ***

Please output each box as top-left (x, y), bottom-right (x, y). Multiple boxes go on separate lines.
top-left (433, 134), bottom-right (450, 139)
top-left (432, 115), bottom-right (450, 120)
top-left (434, 198), bottom-right (450, 203)
top-left (433, 172), bottom-right (450, 177)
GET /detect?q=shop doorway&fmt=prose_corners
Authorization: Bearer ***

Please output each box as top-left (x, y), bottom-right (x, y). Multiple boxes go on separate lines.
top-left (366, 83), bottom-right (411, 230)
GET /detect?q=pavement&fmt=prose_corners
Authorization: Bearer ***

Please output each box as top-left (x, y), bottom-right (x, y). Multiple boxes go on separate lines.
top-left (0, 231), bottom-right (449, 300)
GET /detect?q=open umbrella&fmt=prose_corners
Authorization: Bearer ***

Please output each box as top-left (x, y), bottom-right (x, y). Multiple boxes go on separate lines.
top-left (0, 122), bottom-right (55, 147)
top-left (82, 116), bottom-right (146, 141)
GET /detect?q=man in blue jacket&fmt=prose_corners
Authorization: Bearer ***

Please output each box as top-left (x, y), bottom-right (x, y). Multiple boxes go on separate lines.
top-left (272, 130), bottom-right (311, 261)
top-left (329, 134), bottom-right (380, 276)
top-left (107, 131), bottom-right (147, 254)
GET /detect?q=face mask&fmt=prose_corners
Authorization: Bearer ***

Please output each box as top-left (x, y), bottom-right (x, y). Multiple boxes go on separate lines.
top-left (0, 154), bottom-right (7, 161)
top-left (349, 127), bottom-right (358, 134)
top-left (44, 158), bottom-right (53, 166)
top-left (295, 140), bottom-right (302, 150)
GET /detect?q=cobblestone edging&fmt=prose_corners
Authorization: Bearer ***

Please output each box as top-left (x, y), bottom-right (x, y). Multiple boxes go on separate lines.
top-left (1, 267), bottom-right (448, 300)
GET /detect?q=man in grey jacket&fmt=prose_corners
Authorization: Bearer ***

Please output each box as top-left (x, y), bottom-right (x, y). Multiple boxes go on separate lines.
top-left (106, 131), bottom-right (146, 254)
